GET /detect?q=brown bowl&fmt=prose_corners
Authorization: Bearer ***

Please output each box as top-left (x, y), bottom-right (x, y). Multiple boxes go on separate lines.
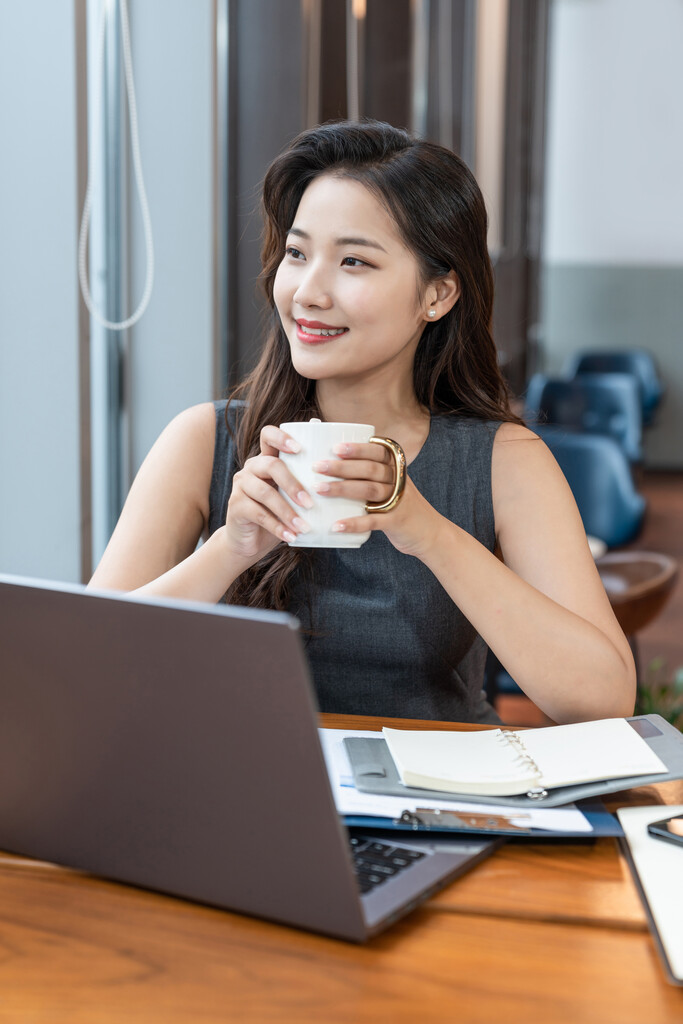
top-left (596, 551), bottom-right (679, 635)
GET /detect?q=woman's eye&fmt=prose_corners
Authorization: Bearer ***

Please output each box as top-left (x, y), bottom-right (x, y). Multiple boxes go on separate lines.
top-left (285, 246), bottom-right (305, 260)
top-left (341, 256), bottom-right (368, 268)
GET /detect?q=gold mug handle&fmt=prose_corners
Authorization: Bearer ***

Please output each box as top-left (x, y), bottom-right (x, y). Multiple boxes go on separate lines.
top-left (365, 437), bottom-right (407, 514)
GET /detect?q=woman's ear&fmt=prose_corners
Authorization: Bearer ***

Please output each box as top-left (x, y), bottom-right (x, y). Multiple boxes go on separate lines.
top-left (423, 271), bottom-right (460, 323)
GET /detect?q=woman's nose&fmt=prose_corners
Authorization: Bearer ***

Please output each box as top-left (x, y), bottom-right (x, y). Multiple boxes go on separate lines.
top-left (293, 263), bottom-right (333, 309)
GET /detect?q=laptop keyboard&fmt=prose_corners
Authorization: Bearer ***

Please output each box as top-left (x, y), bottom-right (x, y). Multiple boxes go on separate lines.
top-left (349, 835), bottom-right (426, 894)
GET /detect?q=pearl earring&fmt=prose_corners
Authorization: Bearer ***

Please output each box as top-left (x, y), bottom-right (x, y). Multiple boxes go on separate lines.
top-left (427, 309), bottom-right (436, 318)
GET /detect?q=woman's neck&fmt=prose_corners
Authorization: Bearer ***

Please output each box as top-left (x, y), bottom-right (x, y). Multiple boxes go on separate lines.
top-left (315, 378), bottom-right (430, 462)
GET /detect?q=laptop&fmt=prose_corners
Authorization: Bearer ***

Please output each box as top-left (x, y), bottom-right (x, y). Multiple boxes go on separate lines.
top-left (0, 573), bottom-right (497, 942)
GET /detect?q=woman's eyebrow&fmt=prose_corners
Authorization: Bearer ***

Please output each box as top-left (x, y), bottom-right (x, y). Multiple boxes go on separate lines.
top-left (287, 226), bottom-right (387, 253)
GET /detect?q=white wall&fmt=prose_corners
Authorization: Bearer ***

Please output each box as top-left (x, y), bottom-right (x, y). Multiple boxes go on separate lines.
top-left (541, 0), bottom-right (683, 467)
top-left (0, 0), bottom-right (82, 581)
top-left (127, 0), bottom-right (214, 474)
top-left (544, 0), bottom-right (683, 265)
top-left (0, 1), bottom-right (215, 581)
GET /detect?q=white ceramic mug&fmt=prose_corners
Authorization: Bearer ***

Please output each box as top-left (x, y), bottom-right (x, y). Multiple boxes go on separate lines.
top-left (279, 419), bottom-right (405, 548)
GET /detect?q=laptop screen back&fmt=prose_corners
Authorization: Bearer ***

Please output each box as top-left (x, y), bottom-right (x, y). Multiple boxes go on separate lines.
top-left (0, 577), bottom-right (367, 940)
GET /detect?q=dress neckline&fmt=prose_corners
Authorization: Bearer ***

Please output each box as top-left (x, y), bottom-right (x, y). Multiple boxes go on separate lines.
top-left (405, 413), bottom-right (436, 471)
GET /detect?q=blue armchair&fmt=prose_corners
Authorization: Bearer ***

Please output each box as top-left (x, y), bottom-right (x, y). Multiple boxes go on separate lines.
top-left (563, 349), bottom-right (664, 427)
top-left (532, 425), bottom-right (646, 548)
top-left (524, 372), bottom-right (643, 464)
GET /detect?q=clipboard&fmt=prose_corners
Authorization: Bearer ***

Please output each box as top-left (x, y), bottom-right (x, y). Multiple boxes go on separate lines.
top-left (343, 715), bottom-right (683, 809)
top-left (343, 797), bottom-right (623, 839)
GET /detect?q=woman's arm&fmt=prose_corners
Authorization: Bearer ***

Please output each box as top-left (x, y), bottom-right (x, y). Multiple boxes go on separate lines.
top-left (89, 403), bottom-right (253, 602)
top-left (319, 423), bottom-right (636, 723)
top-left (419, 424), bottom-right (636, 723)
top-left (89, 408), bottom-right (315, 602)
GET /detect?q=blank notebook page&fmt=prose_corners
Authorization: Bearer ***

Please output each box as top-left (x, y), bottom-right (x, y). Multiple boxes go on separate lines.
top-left (518, 718), bottom-right (666, 788)
top-left (383, 728), bottom-right (534, 787)
top-left (383, 718), bottom-right (667, 791)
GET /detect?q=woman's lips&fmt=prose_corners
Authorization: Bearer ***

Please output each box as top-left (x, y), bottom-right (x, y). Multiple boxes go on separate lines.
top-left (295, 320), bottom-right (349, 344)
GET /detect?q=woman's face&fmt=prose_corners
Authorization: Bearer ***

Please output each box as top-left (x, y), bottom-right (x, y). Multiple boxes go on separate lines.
top-left (273, 174), bottom-right (430, 387)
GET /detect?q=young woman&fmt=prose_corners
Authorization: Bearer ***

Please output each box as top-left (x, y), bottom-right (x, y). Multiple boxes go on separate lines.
top-left (90, 120), bottom-right (635, 725)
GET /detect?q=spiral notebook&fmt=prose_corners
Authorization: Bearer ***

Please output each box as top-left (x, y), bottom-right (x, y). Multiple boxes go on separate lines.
top-left (343, 715), bottom-right (683, 808)
top-left (382, 719), bottom-right (667, 797)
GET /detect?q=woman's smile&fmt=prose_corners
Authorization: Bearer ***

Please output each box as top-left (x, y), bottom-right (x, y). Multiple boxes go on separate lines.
top-left (295, 318), bottom-right (349, 343)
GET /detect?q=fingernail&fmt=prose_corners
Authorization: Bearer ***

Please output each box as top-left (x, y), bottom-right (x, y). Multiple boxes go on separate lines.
top-left (283, 530), bottom-right (296, 542)
top-left (297, 490), bottom-right (315, 509)
top-left (331, 522), bottom-right (346, 533)
top-left (292, 517), bottom-right (311, 534)
top-left (313, 460), bottom-right (329, 472)
top-left (285, 439), bottom-right (301, 453)
top-left (316, 482), bottom-right (330, 494)
top-left (333, 444), bottom-right (351, 456)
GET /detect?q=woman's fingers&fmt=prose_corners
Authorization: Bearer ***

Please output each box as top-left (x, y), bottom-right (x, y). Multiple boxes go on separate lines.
top-left (236, 495), bottom-right (307, 544)
top-left (329, 512), bottom-right (384, 537)
top-left (329, 477), bottom-right (423, 547)
top-left (311, 449), bottom-right (394, 505)
top-left (314, 477), bottom-right (392, 504)
top-left (259, 425), bottom-right (302, 458)
top-left (312, 457), bottom-right (394, 484)
top-left (249, 454), bottom-right (313, 509)
top-left (230, 455), bottom-right (312, 539)
top-left (332, 441), bottom-right (392, 465)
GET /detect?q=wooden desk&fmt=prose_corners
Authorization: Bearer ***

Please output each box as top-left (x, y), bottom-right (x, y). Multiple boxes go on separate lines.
top-left (1, 715), bottom-right (682, 1024)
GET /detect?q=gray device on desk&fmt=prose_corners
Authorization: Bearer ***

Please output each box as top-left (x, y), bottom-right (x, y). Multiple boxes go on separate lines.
top-left (0, 574), bottom-right (497, 943)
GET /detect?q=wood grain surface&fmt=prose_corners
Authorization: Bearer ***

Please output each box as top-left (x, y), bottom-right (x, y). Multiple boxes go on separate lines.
top-left (0, 858), bottom-right (681, 1024)
top-left (0, 713), bottom-right (681, 1022)
top-left (429, 839), bottom-right (648, 929)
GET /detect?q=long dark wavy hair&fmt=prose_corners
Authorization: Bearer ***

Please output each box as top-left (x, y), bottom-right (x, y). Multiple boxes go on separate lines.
top-left (226, 119), bottom-right (523, 611)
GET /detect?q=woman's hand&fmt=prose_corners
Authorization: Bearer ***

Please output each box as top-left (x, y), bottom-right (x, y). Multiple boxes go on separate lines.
top-left (313, 441), bottom-right (444, 559)
top-left (225, 426), bottom-right (314, 561)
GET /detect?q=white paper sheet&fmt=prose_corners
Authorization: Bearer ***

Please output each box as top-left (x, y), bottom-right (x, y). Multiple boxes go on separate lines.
top-left (617, 804), bottom-right (683, 982)
top-left (318, 727), bottom-right (593, 833)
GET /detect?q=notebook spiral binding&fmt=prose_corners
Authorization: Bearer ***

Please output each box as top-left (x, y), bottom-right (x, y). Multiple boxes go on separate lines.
top-left (497, 730), bottom-right (549, 799)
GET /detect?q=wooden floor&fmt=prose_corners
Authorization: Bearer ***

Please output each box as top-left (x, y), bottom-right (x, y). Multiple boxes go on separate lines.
top-left (498, 470), bottom-right (683, 726)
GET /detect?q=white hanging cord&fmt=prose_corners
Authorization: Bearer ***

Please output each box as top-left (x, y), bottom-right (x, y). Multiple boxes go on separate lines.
top-left (78, 0), bottom-right (154, 331)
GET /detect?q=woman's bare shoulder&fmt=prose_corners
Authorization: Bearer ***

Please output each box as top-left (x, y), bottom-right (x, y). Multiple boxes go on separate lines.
top-left (492, 421), bottom-right (559, 479)
top-left (143, 400), bottom-right (216, 466)
top-left (493, 420), bottom-right (541, 444)
top-left (490, 419), bottom-right (584, 553)
top-left (144, 401), bottom-right (218, 509)
top-left (161, 400), bottom-right (217, 446)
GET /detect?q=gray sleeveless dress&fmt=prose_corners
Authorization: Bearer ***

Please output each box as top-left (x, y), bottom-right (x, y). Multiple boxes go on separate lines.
top-left (208, 400), bottom-right (502, 724)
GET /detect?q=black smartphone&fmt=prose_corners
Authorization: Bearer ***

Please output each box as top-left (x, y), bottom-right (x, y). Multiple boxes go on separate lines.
top-left (647, 813), bottom-right (683, 848)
